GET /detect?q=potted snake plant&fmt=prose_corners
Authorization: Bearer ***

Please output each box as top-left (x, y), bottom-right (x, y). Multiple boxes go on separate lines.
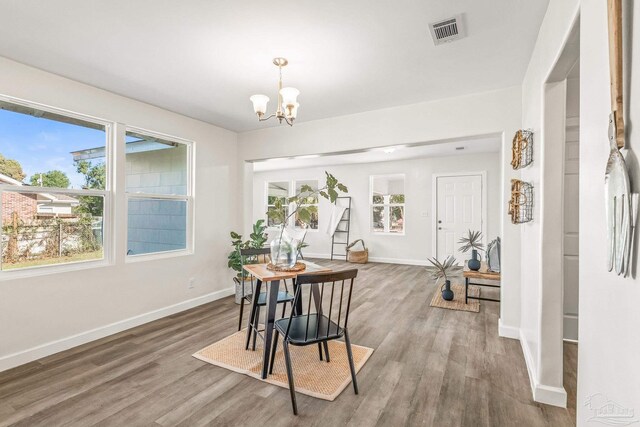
top-left (427, 256), bottom-right (461, 301)
top-left (458, 229), bottom-right (484, 271)
top-left (228, 219), bottom-right (268, 304)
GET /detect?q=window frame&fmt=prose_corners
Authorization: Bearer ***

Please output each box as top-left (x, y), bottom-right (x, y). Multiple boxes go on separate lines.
top-left (124, 126), bottom-right (195, 263)
top-left (370, 174), bottom-right (406, 235)
top-left (264, 181), bottom-right (291, 229)
top-left (293, 179), bottom-right (319, 232)
top-left (0, 94), bottom-right (113, 279)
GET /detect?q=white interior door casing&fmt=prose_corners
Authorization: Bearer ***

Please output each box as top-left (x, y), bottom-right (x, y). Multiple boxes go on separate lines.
top-left (435, 174), bottom-right (483, 260)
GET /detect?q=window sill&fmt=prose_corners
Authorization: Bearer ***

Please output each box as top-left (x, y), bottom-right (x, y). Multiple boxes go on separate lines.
top-left (0, 258), bottom-right (111, 281)
top-left (371, 231), bottom-right (406, 236)
top-left (295, 228), bottom-right (319, 233)
top-left (125, 249), bottom-right (193, 264)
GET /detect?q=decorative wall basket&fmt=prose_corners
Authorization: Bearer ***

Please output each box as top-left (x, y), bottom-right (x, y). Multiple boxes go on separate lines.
top-left (508, 179), bottom-right (533, 224)
top-left (511, 129), bottom-right (533, 169)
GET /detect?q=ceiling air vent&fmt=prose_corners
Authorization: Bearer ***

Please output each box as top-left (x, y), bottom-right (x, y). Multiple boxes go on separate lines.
top-left (429, 15), bottom-right (464, 46)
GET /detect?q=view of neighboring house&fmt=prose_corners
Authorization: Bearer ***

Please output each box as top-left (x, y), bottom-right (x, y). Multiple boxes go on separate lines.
top-left (71, 138), bottom-right (188, 255)
top-left (0, 172), bottom-right (78, 225)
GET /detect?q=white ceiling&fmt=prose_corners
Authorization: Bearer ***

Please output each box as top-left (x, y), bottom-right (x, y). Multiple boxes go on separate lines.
top-left (252, 135), bottom-right (501, 172)
top-left (0, 0), bottom-right (549, 132)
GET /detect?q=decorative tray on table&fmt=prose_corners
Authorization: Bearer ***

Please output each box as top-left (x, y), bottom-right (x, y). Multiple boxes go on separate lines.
top-left (266, 262), bottom-right (307, 272)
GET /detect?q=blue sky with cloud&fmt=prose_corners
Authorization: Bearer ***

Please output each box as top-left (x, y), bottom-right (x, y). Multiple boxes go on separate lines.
top-left (0, 109), bottom-right (106, 189)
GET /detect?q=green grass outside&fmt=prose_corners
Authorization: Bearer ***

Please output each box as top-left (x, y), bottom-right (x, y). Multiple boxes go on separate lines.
top-left (2, 250), bottom-right (104, 270)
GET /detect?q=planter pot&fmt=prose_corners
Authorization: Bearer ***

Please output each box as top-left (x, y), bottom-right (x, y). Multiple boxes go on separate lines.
top-left (234, 276), bottom-right (252, 305)
top-left (468, 249), bottom-right (481, 271)
top-left (441, 279), bottom-right (454, 301)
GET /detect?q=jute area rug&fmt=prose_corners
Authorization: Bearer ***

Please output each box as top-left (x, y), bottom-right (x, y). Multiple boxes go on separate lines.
top-left (193, 330), bottom-right (374, 401)
top-left (429, 283), bottom-right (481, 313)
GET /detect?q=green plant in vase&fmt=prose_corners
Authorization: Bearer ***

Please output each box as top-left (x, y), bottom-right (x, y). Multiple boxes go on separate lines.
top-left (427, 256), bottom-right (461, 301)
top-left (458, 229), bottom-right (484, 271)
top-left (266, 171), bottom-right (348, 267)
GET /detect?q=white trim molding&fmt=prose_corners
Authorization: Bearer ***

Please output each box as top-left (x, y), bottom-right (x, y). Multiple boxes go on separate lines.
top-left (304, 252), bottom-right (429, 266)
top-left (498, 318), bottom-right (520, 340)
top-left (0, 287), bottom-right (234, 373)
top-left (519, 329), bottom-right (568, 408)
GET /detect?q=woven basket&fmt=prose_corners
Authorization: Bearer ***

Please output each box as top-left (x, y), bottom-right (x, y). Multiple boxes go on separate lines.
top-left (346, 239), bottom-right (368, 264)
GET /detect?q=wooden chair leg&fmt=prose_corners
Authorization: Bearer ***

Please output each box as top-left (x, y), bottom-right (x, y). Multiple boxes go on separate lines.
top-left (269, 330), bottom-right (279, 374)
top-left (238, 297), bottom-right (245, 331)
top-left (344, 329), bottom-right (359, 395)
top-left (283, 341), bottom-right (298, 415)
top-left (252, 306), bottom-right (260, 351)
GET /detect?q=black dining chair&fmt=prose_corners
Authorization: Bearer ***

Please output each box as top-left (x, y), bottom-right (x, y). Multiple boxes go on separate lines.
top-left (268, 269), bottom-right (360, 415)
top-left (236, 247), bottom-right (295, 350)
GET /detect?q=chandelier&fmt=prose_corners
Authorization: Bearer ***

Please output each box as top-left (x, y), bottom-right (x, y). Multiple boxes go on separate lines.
top-left (250, 57), bottom-right (299, 126)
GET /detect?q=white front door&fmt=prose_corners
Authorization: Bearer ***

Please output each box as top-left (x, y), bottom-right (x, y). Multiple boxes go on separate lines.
top-left (435, 174), bottom-right (483, 260)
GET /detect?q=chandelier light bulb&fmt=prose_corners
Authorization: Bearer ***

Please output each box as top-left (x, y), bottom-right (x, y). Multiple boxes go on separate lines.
top-left (279, 87), bottom-right (300, 108)
top-left (284, 102), bottom-right (299, 120)
top-left (250, 94), bottom-right (269, 116)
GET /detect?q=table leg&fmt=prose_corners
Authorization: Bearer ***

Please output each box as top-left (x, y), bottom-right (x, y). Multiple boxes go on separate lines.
top-left (245, 279), bottom-right (262, 350)
top-left (465, 277), bottom-right (469, 304)
top-left (261, 279), bottom-right (280, 379)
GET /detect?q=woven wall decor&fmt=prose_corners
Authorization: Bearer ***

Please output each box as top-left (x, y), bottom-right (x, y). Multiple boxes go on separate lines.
top-left (508, 179), bottom-right (533, 224)
top-left (511, 129), bottom-right (533, 169)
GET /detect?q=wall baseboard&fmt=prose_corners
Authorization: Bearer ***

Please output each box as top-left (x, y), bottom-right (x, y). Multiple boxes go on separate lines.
top-left (519, 329), bottom-right (567, 408)
top-left (304, 252), bottom-right (429, 266)
top-left (0, 287), bottom-right (234, 373)
top-left (498, 319), bottom-right (520, 340)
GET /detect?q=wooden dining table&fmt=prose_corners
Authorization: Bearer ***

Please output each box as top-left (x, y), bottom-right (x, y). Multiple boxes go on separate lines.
top-left (242, 261), bottom-right (332, 379)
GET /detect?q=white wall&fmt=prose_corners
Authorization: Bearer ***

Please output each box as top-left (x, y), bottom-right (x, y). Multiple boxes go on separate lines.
top-left (522, 0), bottom-right (640, 415)
top-left (519, 0), bottom-right (579, 406)
top-left (578, 0), bottom-right (640, 422)
top-left (253, 152), bottom-right (501, 264)
top-left (0, 56), bottom-right (240, 371)
top-left (240, 86), bottom-right (523, 339)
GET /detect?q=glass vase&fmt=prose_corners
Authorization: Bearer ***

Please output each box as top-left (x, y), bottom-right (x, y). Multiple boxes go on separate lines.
top-left (270, 235), bottom-right (297, 268)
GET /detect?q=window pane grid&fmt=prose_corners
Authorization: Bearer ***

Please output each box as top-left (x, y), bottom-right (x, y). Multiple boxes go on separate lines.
top-left (370, 175), bottom-right (405, 234)
top-left (0, 98), bottom-right (109, 271)
top-left (125, 129), bottom-right (191, 258)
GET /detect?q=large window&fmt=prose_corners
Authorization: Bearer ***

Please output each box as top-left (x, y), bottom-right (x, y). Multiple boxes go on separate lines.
top-left (294, 180), bottom-right (319, 230)
top-left (0, 99), bottom-right (108, 270)
top-left (125, 129), bottom-right (192, 257)
top-left (371, 174), bottom-right (405, 234)
top-left (266, 181), bottom-right (289, 227)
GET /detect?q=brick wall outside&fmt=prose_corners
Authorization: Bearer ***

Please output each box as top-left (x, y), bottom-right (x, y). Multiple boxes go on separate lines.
top-left (2, 192), bottom-right (37, 226)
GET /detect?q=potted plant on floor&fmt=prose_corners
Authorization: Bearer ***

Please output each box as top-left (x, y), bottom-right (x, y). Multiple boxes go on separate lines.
top-left (267, 171), bottom-right (348, 268)
top-left (458, 229), bottom-right (484, 271)
top-left (427, 256), bottom-right (461, 301)
top-left (228, 219), bottom-right (268, 304)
